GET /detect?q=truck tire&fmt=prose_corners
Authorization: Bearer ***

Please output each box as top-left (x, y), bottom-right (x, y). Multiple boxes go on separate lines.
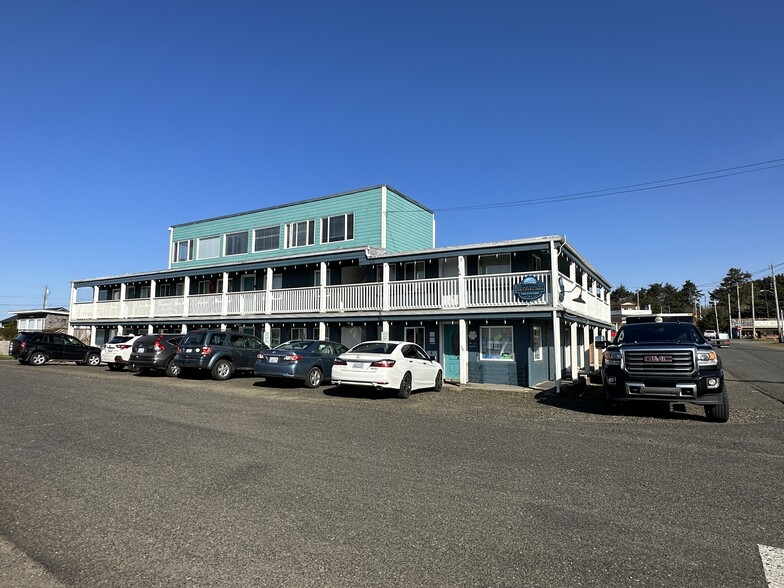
top-left (705, 390), bottom-right (730, 423)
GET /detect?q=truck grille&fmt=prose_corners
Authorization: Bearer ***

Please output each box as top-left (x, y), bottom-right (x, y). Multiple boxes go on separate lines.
top-left (623, 349), bottom-right (695, 376)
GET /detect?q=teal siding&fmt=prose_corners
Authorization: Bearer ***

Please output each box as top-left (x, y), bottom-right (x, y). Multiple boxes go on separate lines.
top-left (385, 189), bottom-right (434, 252)
top-left (170, 186), bottom-right (434, 269)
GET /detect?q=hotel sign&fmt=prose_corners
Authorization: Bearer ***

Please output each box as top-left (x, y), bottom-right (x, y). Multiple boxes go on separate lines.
top-left (513, 276), bottom-right (547, 301)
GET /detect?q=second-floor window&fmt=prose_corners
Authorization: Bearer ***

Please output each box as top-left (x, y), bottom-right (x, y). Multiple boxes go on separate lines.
top-left (321, 213), bottom-right (354, 244)
top-left (173, 240), bottom-right (193, 263)
top-left (478, 253), bottom-right (511, 275)
top-left (225, 232), bottom-right (248, 256)
top-left (286, 220), bottom-right (315, 248)
top-left (254, 226), bottom-right (280, 252)
top-left (197, 236), bottom-right (220, 260)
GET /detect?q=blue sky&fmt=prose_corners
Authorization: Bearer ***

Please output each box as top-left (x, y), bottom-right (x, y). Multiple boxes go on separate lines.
top-left (2, 1), bottom-right (783, 317)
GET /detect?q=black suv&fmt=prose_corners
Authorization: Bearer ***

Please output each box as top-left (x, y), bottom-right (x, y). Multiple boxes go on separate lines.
top-left (174, 329), bottom-right (269, 380)
top-left (10, 332), bottom-right (102, 367)
top-left (128, 333), bottom-right (184, 377)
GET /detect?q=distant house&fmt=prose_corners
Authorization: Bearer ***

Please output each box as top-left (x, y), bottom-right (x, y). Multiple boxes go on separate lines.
top-left (8, 307), bottom-right (70, 333)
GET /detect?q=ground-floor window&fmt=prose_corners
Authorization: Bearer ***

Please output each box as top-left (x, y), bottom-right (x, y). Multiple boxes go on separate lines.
top-left (480, 326), bottom-right (514, 360)
top-left (291, 327), bottom-right (307, 340)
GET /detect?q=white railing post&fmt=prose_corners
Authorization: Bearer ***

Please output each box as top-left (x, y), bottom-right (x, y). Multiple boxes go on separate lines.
top-left (221, 272), bottom-right (229, 317)
top-left (458, 256), bottom-right (466, 309)
top-left (120, 283), bottom-right (127, 319)
top-left (149, 279), bottom-right (156, 319)
top-left (92, 286), bottom-right (99, 320)
top-left (319, 262), bottom-right (327, 313)
top-left (382, 263), bottom-right (390, 311)
top-left (265, 268), bottom-right (273, 315)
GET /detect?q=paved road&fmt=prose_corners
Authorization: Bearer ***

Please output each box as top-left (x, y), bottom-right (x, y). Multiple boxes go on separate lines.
top-left (0, 356), bottom-right (782, 587)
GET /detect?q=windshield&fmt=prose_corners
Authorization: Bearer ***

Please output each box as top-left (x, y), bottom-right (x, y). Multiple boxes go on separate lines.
top-left (616, 323), bottom-right (704, 344)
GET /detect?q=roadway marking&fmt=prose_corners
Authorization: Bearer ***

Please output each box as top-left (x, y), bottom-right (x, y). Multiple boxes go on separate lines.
top-left (759, 544), bottom-right (784, 587)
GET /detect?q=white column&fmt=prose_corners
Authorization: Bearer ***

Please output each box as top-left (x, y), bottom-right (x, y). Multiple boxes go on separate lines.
top-left (382, 263), bottom-right (390, 311)
top-left (149, 279), bottom-right (156, 319)
top-left (381, 320), bottom-right (390, 341)
top-left (458, 256), bottom-right (466, 309)
top-left (183, 277), bottom-right (190, 318)
top-left (68, 283), bottom-right (77, 335)
top-left (570, 321), bottom-right (579, 380)
top-left (319, 321), bottom-right (326, 340)
top-left (90, 325), bottom-right (97, 346)
top-left (265, 268), bottom-right (273, 315)
top-left (458, 319), bottom-right (469, 384)
top-left (263, 323), bottom-right (271, 346)
top-left (92, 286), bottom-right (99, 320)
top-left (221, 271), bottom-right (229, 317)
top-left (119, 283), bottom-right (127, 321)
top-left (549, 240), bottom-right (563, 392)
top-left (319, 262), bottom-right (327, 314)
top-left (583, 324), bottom-right (591, 372)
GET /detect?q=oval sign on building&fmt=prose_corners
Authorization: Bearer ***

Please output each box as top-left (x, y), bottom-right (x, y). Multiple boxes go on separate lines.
top-left (513, 276), bottom-right (546, 301)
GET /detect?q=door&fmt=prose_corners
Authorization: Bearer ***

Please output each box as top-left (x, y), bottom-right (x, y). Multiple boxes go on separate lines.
top-left (443, 324), bottom-right (460, 381)
top-left (44, 334), bottom-right (67, 360)
top-left (61, 334), bottom-right (87, 361)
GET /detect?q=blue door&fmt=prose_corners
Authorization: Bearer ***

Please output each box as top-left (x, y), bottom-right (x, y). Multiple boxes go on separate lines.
top-left (443, 324), bottom-right (460, 380)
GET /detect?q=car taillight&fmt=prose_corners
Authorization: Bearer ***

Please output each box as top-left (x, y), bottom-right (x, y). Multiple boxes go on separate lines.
top-left (117, 344), bottom-right (132, 349)
top-left (257, 353), bottom-right (266, 360)
top-left (154, 339), bottom-right (166, 351)
top-left (370, 359), bottom-right (396, 368)
top-left (20, 342), bottom-right (26, 350)
top-left (175, 346), bottom-right (181, 354)
top-left (201, 346), bottom-right (212, 356)
top-left (283, 354), bottom-right (302, 361)
top-left (333, 358), bottom-right (347, 365)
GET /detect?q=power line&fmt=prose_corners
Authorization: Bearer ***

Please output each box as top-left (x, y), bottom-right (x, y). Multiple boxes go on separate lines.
top-left (434, 157), bottom-right (784, 212)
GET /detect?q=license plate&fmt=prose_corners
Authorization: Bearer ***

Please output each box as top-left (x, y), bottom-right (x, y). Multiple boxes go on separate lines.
top-left (138, 348), bottom-right (145, 353)
top-left (186, 348), bottom-right (194, 353)
top-left (351, 362), bottom-right (365, 369)
top-left (269, 356), bottom-right (278, 363)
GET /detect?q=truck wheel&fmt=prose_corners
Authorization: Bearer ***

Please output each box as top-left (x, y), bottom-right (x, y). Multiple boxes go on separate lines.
top-left (705, 391), bottom-right (730, 423)
top-left (211, 359), bottom-right (233, 381)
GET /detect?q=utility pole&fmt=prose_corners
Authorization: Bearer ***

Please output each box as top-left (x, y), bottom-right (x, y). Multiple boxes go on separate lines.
top-left (751, 282), bottom-right (756, 339)
top-left (736, 283), bottom-right (742, 339)
top-left (42, 285), bottom-right (49, 308)
top-left (772, 264), bottom-right (782, 343)
top-left (713, 300), bottom-right (720, 334)
top-left (727, 292), bottom-right (732, 338)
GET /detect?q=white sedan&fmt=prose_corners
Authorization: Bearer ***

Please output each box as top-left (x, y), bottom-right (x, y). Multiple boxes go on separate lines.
top-left (331, 340), bottom-right (443, 398)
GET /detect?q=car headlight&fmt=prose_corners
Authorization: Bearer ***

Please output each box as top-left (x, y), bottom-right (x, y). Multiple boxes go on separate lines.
top-left (603, 350), bottom-right (621, 365)
top-left (697, 349), bottom-right (718, 367)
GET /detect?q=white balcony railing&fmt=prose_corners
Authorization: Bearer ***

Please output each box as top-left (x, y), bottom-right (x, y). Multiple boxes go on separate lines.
top-left (69, 271), bottom-right (613, 323)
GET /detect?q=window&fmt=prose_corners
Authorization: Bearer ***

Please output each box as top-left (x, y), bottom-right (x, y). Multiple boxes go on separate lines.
top-left (254, 226), bottom-right (280, 252)
top-left (173, 240), bottom-right (193, 262)
top-left (532, 254), bottom-right (542, 271)
top-left (532, 325), bottom-right (542, 361)
top-left (225, 232), bottom-right (248, 256)
top-left (197, 236), bottom-right (220, 260)
top-left (286, 220), bottom-right (315, 248)
top-left (314, 268), bottom-right (332, 286)
top-left (480, 326), bottom-right (514, 361)
top-left (18, 318), bottom-right (44, 330)
top-left (478, 253), bottom-right (511, 275)
top-left (404, 261), bottom-right (425, 280)
top-left (291, 327), bottom-right (307, 340)
top-left (158, 283), bottom-right (171, 297)
top-left (321, 213), bottom-right (354, 244)
top-left (404, 327), bottom-right (425, 347)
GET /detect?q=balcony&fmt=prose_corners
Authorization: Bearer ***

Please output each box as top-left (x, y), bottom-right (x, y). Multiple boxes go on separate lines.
top-left (71, 271), bottom-right (608, 323)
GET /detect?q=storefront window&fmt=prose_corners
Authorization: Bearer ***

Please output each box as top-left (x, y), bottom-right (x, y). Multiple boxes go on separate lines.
top-left (480, 326), bottom-right (514, 361)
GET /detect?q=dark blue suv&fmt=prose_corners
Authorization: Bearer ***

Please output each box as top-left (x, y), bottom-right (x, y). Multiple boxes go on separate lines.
top-left (174, 329), bottom-right (268, 380)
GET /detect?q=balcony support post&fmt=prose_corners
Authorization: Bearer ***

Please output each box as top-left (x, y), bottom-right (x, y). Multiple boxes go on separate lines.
top-left (459, 319), bottom-right (468, 384)
top-left (319, 262), bottom-right (327, 314)
top-left (183, 277), bottom-right (190, 318)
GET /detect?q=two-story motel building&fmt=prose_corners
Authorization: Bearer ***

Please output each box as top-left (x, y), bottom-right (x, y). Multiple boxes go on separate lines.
top-left (68, 185), bottom-right (613, 389)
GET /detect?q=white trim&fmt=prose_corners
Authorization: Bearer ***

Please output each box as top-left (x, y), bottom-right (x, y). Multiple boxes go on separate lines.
top-left (381, 186), bottom-right (387, 249)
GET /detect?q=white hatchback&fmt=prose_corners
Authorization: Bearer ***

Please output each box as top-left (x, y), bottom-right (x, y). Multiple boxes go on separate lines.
top-left (101, 334), bottom-right (143, 371)
top-left (331, 340), bottom-right (443, 398)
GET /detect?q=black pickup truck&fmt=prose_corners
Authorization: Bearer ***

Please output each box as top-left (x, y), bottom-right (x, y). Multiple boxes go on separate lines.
top-left (598, 318), bottom-right (729, 422)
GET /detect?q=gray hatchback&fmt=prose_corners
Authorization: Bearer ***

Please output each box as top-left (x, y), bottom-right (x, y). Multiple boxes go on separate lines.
top-left (174, 329), bottom-right (268, 381)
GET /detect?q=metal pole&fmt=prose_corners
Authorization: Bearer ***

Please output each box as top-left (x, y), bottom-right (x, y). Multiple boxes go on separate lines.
top-left (751, 282), bottom-right (756, 339)
top-left (736, 283), bottom-right (742, 339)
top-left (713, 300), bottom-right (720, 334)
top-left (728, 292), bottom-right (732, 338)
top-left (772, 264), bottom-right (782, 343)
